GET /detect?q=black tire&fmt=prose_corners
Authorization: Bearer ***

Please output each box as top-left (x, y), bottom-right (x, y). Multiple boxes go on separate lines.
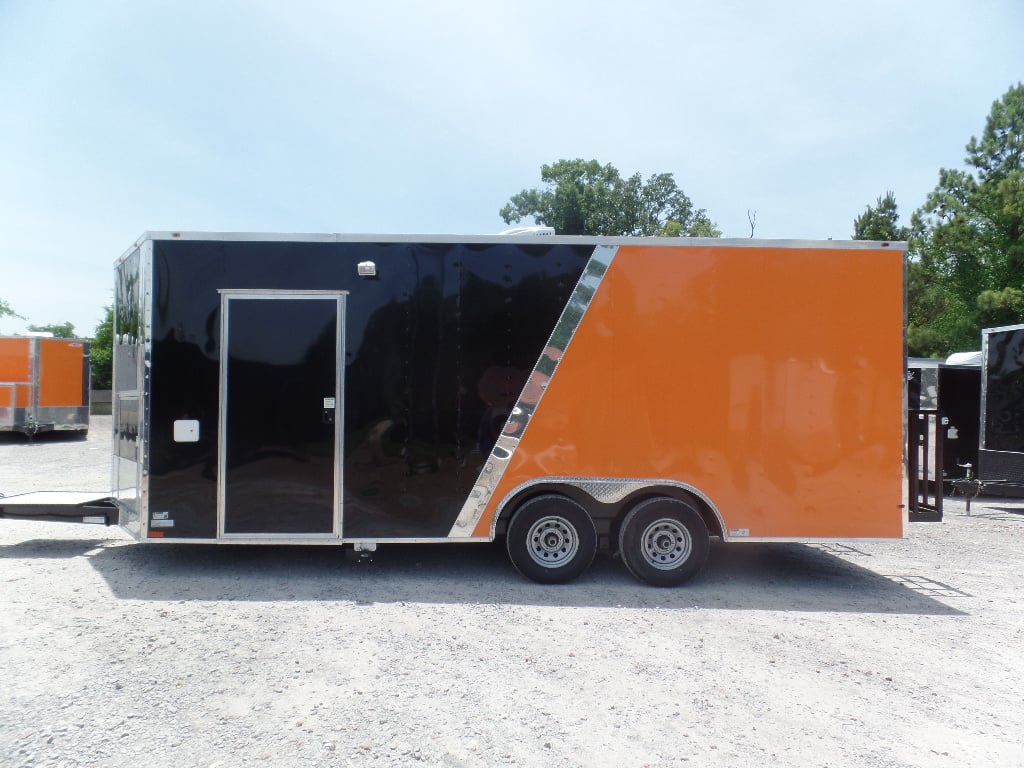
top-left (618, 497), bottom-right (710, 587)
top-left (506, 494), bottom-right (597, 584)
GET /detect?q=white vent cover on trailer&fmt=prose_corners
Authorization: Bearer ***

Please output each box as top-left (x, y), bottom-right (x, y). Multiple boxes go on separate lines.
top-left (945, 351), bottom-right (982, 366)
top-left (497, 226), bottom-right (556, 236)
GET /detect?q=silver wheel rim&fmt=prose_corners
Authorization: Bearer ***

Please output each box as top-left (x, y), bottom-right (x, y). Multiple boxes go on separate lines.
top-left (640, 518), bottom-right (692, 570)
top-left (526, 515), bottom-right (580, 568)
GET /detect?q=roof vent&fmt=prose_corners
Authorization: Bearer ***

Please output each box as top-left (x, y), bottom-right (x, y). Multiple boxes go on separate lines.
top-left (497, 226), bottom-right (556, 236)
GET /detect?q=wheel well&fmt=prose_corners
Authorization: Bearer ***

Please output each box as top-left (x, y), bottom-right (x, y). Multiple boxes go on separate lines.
top-left (608, 488), bottom-right (724, 554)
top-left (495, 482), bottom-right (724, 553)
top-left (494, 484), bottom-right (601, 536)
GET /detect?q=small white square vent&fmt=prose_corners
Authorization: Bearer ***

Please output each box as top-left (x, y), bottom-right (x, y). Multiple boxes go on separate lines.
top-left (173, 419), bottom-right (200, 443)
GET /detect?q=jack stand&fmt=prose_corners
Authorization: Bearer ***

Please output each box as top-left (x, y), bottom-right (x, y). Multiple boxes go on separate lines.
top-left (347, 542), bottom-right (377, 564)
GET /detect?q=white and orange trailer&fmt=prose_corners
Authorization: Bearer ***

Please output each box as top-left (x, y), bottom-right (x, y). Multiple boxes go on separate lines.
top-left (0, 234), bottom-right (906, 585)
top-left (0, 335), bottom-right (90, 437)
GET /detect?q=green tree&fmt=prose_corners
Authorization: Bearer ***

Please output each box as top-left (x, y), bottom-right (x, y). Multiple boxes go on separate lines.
top-left (851, 193), bottom-right (948, 355)
top-left (500, 159), bottom-right (721, 237)
top-left (90, 307), bottom-right (113, 390)
top-left (908, 83), bottom-right (1024, 355)
top-left (0, 298), bottom-right (22, 326)
top-left (27, 321), bottom-right (76, 338)
top-left (853, 191), bottom-right (909, 241)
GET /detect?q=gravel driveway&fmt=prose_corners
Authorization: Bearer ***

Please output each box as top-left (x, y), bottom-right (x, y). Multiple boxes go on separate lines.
top-left (2, 417), bottom-right (1023, 767)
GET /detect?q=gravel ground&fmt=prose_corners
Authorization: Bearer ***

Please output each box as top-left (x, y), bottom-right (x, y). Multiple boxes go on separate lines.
top-left (1, 416), bottom-right (1023, 767)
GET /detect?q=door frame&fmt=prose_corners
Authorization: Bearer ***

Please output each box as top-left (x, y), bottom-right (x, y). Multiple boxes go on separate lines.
top-left (216, 289), bottom-right (347, 541)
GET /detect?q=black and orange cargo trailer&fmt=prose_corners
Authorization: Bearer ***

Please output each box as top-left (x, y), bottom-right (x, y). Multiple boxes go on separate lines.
top-left (0, 233), bottom-right (907, 585)
top-left (0, 335), bottom-right (90, 436)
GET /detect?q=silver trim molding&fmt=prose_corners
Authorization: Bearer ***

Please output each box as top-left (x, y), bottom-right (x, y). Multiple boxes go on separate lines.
top-left (127, 231), bottom-right (909, 252)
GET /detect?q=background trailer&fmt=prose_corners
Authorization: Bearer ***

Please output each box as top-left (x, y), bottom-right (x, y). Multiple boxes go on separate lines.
top-left (978, 324), bottom-right (1024, 488)
top-left (906, 357), bottom-right (981, 499)
top-left (0, 335), bottom-right (90, 436)
top-left (1, 233), bottom-right (907, 586)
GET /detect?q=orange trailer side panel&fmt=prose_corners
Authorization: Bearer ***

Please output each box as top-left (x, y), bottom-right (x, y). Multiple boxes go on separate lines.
top-left (38, 339), bottom-right (87, 407)
top-left (0, 338), bottom-right (32, 407)
top-left (474, 244), bottom-right (905, 539)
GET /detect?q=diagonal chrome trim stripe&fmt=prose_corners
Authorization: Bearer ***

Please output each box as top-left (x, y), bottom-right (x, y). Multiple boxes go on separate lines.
top-left (448, 245), bottom-right (619, 537)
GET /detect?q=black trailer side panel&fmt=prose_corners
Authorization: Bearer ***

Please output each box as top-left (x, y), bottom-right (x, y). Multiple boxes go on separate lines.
top-left (145, 240), bottom-right (592, 539)
top-left (979, 325), bottom-right (1024, 484)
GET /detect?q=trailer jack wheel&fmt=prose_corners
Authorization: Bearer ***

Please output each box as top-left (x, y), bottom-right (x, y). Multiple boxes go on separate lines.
top-left (506, 494), bottom-right (597, 584)
top-left (618, 497), bottom-right (709, 587)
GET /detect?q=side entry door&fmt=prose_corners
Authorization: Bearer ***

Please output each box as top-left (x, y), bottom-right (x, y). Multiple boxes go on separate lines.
top-left (218, 291), bottom-right (345, 538)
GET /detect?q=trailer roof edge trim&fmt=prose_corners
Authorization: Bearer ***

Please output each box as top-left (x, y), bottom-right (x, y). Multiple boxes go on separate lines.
top-left (123, 230), bottom-right (907, 253)
top-left (981, 322), bottom-right (1024, 336)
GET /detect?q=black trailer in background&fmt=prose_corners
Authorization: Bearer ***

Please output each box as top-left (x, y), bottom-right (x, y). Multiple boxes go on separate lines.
top-left (979, 324), bottom-right (1024, 489)
top-left (907, 358), bottom-right (983, 520)
top-left (939, 365), bottom-right (982, 478)
top-left (907, 361), bottom-right (944, 520)
top-left (909, 324), bottom-right (1024, 514)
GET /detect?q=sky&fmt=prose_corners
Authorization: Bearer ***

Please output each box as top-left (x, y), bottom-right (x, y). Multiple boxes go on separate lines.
top-left (0, 0), bottom-right (1021, 337)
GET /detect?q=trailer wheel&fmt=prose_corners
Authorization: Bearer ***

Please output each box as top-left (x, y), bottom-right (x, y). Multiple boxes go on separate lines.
top-left (618, 497), bottom-right (709, 587)
top-left (506, 494), bottom-right (597, 584)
